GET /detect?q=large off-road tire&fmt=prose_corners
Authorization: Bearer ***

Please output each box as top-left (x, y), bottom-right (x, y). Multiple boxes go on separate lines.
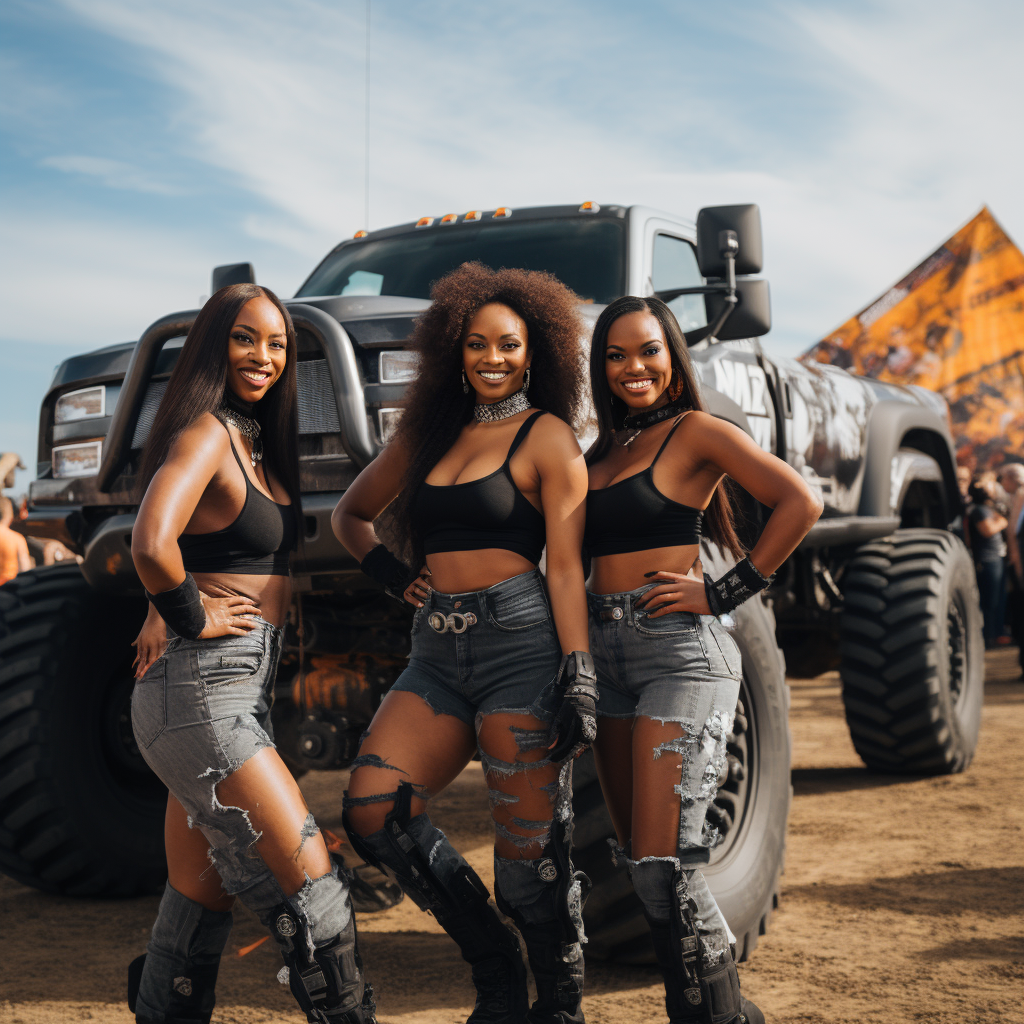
top-left (573, 584), bottom-right (791, 964)
top-left (0, 565), bottom-right (165, 895)
top-left (839, 529), bottom-right (984, 774)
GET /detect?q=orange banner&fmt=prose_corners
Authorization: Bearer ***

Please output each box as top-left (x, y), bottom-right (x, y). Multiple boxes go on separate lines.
top-left (802, 207), bottom-right (1024, 470)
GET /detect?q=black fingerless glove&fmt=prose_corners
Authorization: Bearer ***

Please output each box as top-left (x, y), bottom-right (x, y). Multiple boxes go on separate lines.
top-left (145, 573), bottom-right (207, 640)
top-left (704, 556), bottom-right (774, 616)
top-left (548, 651), bottom-right (599, 762)
top-left (359, 543), bottom-right (418, 602)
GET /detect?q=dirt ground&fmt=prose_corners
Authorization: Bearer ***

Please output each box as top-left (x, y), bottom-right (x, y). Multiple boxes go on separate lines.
top-left (2, 649), bottom-right (1022, 1024)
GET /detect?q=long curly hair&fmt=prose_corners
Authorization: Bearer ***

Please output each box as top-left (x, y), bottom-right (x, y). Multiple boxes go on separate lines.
top-left (586, 295), bottom-right (743, 560)
top-left (390, 262), bottom-right (585, 564)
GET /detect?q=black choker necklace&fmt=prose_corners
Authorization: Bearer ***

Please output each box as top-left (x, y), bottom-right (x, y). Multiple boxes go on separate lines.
top-left (218, 391), bottom-right (263, 468)
top-left (617, 397), bottom-right (690, 447)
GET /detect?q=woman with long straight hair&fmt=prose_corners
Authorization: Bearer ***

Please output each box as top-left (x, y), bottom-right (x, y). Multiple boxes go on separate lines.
top-left (333, 262), bottom-right (596, 1024)
top-left (129, 283), bottom-right (375, 1024)
top-left (584, 296), bottom-right (821, 1024)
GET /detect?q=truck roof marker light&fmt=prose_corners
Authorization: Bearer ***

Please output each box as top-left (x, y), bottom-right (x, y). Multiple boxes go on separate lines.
top-left (440, 213), bottom-right (458, 224)
top-left (579, 201), bottom-right (600, 213)
top-left (415, 216), bottom-right (434, 228)
top-left (465, 210), bottom-right (482, 221)
top-left (493, 207), bottom-right (512, 219)
top-left (353, 229), bottom-right (369, 238)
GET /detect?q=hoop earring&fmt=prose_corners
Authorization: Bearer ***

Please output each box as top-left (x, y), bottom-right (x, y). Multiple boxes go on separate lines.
top-left (462, 369), bottom-right (470, 394)
top-left (522, 367), bottom-right (531, 393)
top-left (668, 369), bottom-right (684, 401)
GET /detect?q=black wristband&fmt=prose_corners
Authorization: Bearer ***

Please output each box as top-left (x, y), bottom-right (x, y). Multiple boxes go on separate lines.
top-left (704, 556), bottom-right (774, 616)
top-left (146, 573), bottom-right (207, 640)
top-left (359, 544), bottom-right (417, 601)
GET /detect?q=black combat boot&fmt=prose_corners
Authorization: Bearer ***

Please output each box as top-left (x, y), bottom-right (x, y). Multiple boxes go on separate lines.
top-left (647, 913), bottom-right (764, 1024)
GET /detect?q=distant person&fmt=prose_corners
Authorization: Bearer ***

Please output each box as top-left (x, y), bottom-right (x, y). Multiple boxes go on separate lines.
top-left (999, 462), bottom-right (1024, 675)
top-left (966, 479), bottom-right (1008, 647)
top-left (0, 496), bottom-right (31, 585)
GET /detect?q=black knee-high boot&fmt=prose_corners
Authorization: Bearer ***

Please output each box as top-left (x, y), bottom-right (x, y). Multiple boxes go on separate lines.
top-left (128, 884), bottom-right (233, 1024)
top-left (345, 782), bottom-right (528, 1024)
top-left (643, 866), bottom-right (763, 1024)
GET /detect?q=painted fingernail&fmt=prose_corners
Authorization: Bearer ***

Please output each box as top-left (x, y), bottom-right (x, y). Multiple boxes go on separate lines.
top-left (643, 571), bottom-right (657, 577)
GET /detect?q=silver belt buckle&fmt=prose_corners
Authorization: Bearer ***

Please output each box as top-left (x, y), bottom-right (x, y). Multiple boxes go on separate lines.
top-left (428, 611), bottom-right (478, 634)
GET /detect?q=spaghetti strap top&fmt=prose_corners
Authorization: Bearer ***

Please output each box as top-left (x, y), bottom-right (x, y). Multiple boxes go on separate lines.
top-left (178, 422), bottom-right (297, 575)
top-left (414, 411), bottom-right (548, 564)
top-left (584, 415), bottom-right (704, 556)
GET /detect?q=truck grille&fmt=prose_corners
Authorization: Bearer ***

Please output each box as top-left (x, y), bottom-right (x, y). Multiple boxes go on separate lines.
top-left (130, 359), bottom-right (341, 449)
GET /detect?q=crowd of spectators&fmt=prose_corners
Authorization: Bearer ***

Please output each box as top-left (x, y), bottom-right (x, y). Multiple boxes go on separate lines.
top-left (960, 461), bottom-right (1024, 667)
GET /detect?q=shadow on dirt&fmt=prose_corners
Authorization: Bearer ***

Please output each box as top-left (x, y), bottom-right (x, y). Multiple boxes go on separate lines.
top-left (786, 866), bottom-right (1024, 919)
top-left (790, 766), bottom-right (932, 794)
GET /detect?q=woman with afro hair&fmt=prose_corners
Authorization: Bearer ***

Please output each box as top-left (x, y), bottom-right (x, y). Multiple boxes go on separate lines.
top-left (333, 262), bottom-right (595, 1024)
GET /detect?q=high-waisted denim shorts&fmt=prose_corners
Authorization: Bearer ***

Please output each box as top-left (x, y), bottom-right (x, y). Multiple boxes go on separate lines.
top-left (131, 620), bottom-right (284, 891)
top-left (390, 569), bottom-right (563, 725)
top-left (587, 584), bottom-right (742, 722)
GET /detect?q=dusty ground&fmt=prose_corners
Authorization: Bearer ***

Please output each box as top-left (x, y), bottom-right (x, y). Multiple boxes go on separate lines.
top-left (1, 649), bottom-right (1022, 1024)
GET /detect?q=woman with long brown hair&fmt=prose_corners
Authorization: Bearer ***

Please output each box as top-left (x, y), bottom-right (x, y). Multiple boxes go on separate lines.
top-left (584, 296), bottom-right (821, 1024)
top-left (333, 262), bottom-right (595, 1024)
top-left (129, 283), bottom-right (374, 1024)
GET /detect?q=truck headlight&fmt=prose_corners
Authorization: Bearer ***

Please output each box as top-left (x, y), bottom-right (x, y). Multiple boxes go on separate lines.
top-left (55, 386), bottom-right (106, 423)
top-left (377, 408), bottom-right (403, 443)
top-left (379, 350), bottom-right (419, 383)
top-left (53, 440), bottom-right (103, 478)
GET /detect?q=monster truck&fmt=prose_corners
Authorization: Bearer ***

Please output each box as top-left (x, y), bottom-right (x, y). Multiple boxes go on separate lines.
top-left (0, 203), bottom-right (982, 965)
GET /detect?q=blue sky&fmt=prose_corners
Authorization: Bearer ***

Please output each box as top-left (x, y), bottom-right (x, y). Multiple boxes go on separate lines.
top-left (2, 0), bottom-right (1023, 493)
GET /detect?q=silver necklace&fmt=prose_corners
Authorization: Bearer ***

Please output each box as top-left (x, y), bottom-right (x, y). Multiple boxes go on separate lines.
top-left (218, 402), bottom-right (263, 468)
top-left (474, 389), bottom-right (531, 423)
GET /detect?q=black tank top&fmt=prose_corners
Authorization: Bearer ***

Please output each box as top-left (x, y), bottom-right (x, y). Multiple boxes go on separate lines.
top-left (414, 411), bottom-right (547, 564)
top-left (585, 415), bottom-right (703, 556)
top-left (178, 423), bottom-right (297, 575)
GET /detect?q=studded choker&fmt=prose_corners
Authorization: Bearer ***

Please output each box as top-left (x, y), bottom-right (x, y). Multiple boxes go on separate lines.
top-left (617, 397), bottom-right (691, 446)
top-left (218, 391), bottom-right (263, 468)
top-left (474, 389), bottom-right (531, 423)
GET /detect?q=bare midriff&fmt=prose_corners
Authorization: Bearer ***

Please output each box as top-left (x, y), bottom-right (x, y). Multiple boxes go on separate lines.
top-left (424, 549), bottom-right (537, 595)
top-left (193, 572), bottom-right (292, 628)
top-left (588, 543), bottom-right (702, 596)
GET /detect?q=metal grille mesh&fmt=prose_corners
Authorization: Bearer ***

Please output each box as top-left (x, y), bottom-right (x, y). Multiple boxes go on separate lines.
top-left (129, 360), bottom-right (338, 449)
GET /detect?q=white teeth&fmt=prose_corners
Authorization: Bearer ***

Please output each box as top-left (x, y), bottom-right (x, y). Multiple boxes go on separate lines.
top-left (241, 370), bottom-right (270, 381)
top-left (624, 379), bottom-right (653, 390)
top-left (479, 371), bottom-right (509, 380)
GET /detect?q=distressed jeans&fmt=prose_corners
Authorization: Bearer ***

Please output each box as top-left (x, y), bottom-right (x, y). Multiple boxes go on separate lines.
top-left (588, 585), bottom-right (742, 957)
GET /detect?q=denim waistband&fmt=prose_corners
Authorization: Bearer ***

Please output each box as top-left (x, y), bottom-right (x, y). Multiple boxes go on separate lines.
top-left (587, 584), bottom-right (700, 628)
top-left (167, 616), bottom-right (283, 644)
top-left (425, 568), bottom-right (546, 614)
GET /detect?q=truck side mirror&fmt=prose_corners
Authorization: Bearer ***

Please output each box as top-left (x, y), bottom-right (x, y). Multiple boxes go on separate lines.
top-left (706, 279), bottom-right (771, 340)
top-left (211, 263), bottom-right (256, 292)
top-left (696, 205), bottom-right (762, 277)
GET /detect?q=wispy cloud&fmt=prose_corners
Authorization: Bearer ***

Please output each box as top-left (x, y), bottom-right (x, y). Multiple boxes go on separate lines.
top-left (40, 154), bottom-right (184, 195)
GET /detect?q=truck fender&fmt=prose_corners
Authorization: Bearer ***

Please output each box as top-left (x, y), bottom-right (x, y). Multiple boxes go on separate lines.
top-left (858, 400), bottom-right (959, 523)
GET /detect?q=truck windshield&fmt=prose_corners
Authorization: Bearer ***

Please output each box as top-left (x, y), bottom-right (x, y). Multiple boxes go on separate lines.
top-left (296, 218), bottom-right (625, 304)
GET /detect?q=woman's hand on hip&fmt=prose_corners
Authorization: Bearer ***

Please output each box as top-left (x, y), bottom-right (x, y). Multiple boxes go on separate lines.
top-left (133, 609), bottom-right (168, 679)
top-left (198, 593), bottom-right (262, 638)
top-left (403, 567), bottom-right (432, 608)
top-left (636, 570), bottom-right (711, 617)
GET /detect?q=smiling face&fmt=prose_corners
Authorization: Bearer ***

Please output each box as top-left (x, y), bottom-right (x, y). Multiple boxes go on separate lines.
top-left (462, 302), bottom-right (531, 403)
top-left (605, 310), bottom-right (674, 410)
top-left (225, 295), bottom-right (288, 404)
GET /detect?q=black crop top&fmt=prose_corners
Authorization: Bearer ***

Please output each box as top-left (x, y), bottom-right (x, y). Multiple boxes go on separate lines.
top-left (178, 424), bottom-right (297, 576)
top-left (414, 411), bottom-right (547, 564)
top-left (585, 415), bottom-right (703, 556)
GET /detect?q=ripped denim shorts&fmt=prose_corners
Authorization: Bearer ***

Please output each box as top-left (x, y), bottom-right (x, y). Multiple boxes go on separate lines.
top-left (131, 619), bottom-right (283, 890)
top-left (587, 584), bottom-right (742, 722)
top-left (389, 568), bottom-right (563, 725)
